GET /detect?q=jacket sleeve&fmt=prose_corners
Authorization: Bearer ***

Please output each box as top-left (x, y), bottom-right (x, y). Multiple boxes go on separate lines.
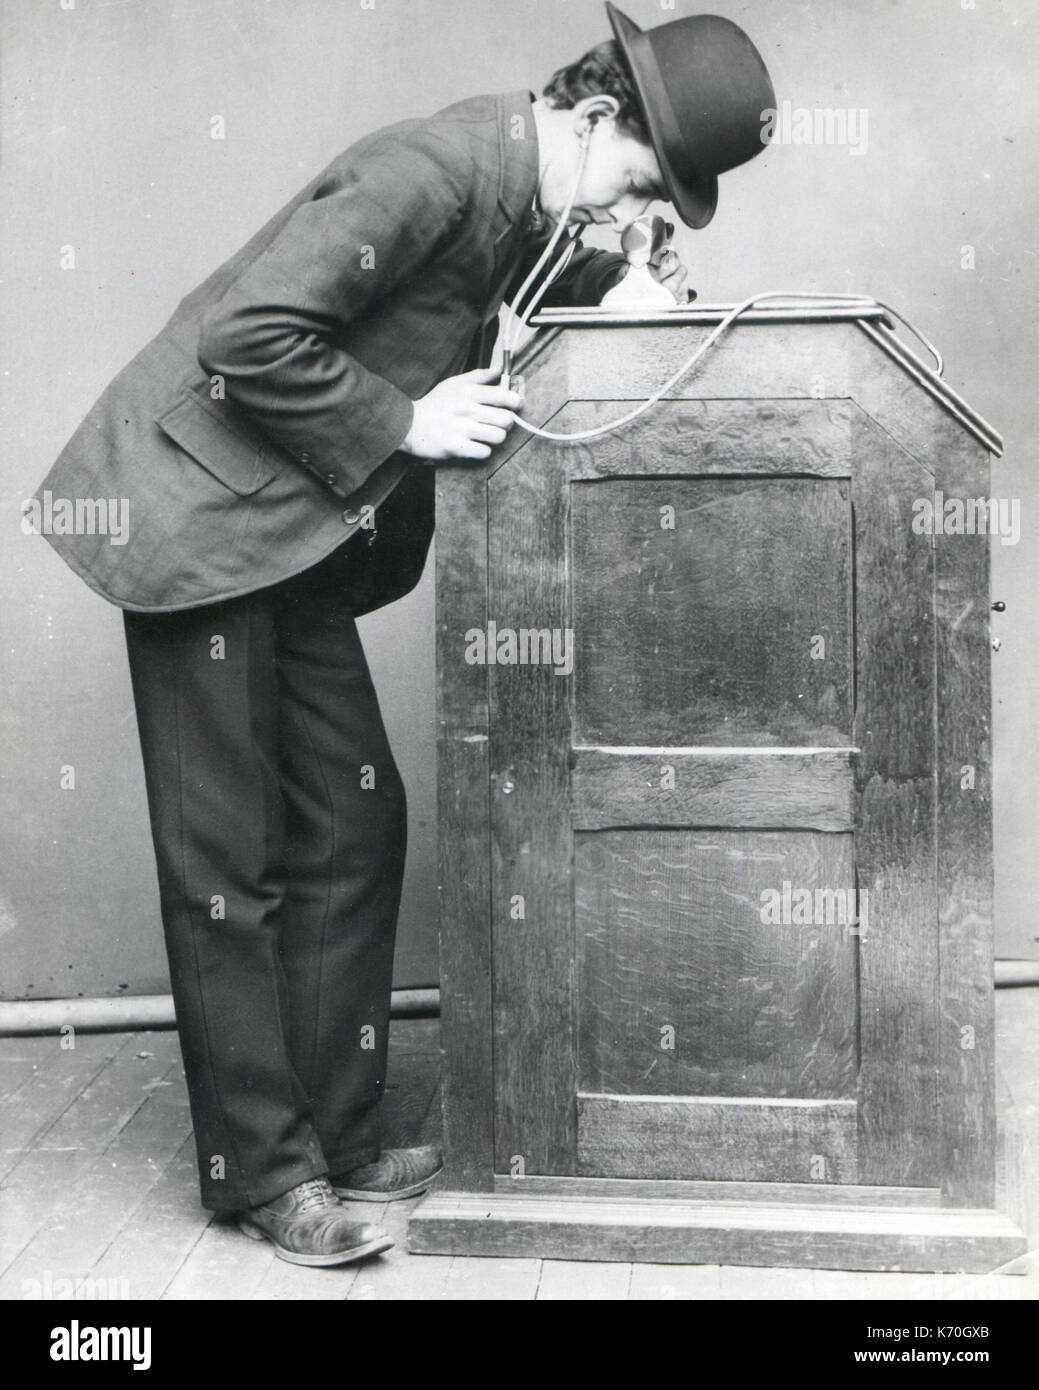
top-left (504, 234), bottom-right (628, 312)
top-left (197, 130), bottom-right (470, 494)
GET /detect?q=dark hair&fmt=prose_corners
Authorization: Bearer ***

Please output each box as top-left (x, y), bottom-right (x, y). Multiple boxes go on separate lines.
top-left (543, 39), bottom-right (650, 144)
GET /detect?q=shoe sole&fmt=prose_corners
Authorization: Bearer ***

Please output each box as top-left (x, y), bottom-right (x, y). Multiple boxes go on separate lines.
top-left (238, 1219), bottom-right (394, 1267)
top-left (332, 1165), bottom-right (443, 1202)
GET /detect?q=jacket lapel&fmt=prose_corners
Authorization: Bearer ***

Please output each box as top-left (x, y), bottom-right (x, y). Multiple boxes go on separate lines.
top-left (483, 91), bottom-right (540, 324)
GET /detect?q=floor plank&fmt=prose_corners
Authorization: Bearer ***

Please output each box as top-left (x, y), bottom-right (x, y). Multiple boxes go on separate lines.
top-left (922, 1260), bottom-right (1039, 1302)
top-left (0, 1034), bottom-right (61, 1063)
top-left (39, 1033), bottom-right (183, 1153)
top-left (0, 1034), bottom-right (58, 1102)
top-left (535, 1259), bottom-right (633, 1300)
top-left (162, 1219), bottom-right (276, 1300)
top-left (346, 1194), bottom-right (455, 1301)
top-left (0, 1032), bottom-right (129, 1178)
top-left (347, 1249), bottom-right (455, 1301)
top-left (251, 1253), bottom-right (364, 1301)
top-left (628, 1263), bottom-right (723, 1299)
top-left (719, 1263), bottom-right (817, 1300)
top-left (441, 1256), bottom-right (542, 1301)
top-left (1, 998), bottom-right (1035, 1300)
top-left (0, 1146), bottom-right (99, 1279)
top-left (0, 1035), bottom-right (184, 1274)
top-left (89, 1138), bottom-right (214, 1301)
top-left (0, 1051), bottom-right (189, 1296)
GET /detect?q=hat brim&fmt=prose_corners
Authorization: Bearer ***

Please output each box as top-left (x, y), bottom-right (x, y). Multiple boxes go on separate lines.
top-left (607, 2), bottom-right (718, 229)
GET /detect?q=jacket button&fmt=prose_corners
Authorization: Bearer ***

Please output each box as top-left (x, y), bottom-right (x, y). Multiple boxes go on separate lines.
top-left (299, 451), bottom-right (312, 464)
top-left (342, 508), bottom-right (361, 525)
top-left (325, 473), bottom-right (337, 486)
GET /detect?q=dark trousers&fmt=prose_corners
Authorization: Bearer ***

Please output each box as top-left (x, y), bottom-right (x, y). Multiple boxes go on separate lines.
top-left (123, 542), bottom-right (407, 1211)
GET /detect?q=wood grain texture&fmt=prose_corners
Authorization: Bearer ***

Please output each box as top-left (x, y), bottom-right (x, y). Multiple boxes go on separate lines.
top-left (494, 1173), bottom-right (941, 1207)
top-left (434, 465), bottom-right (494, 1191)
top-left (88, 1137), bottom-right (214, 1301)
top-left (850, 411), bottom-right (940, 1187)
top-left (575, 829), bottom-right (859, 1103)
top-left (560, 321), bottom-right (860, 405)
top-left (847, 327), bottom-right (981, 482)
top-left (487, 442), bottom-right (577, 1174)
top-left (855, 321), bottom-right (1001, 455)
top-left (570, 476), bottom-right (853, 747)
top-left (0, 1035), bottom-right (53, 1103)
top-left (163, 1219), bottom-right (275, 1301)
top-left (0, 1036), bottom-right (189, 1296)
top-left (0, 1031), bottom-right (128, 1181)
top-left (571, 749), bottom-right (855, 831)
top-left (433, 339), bottom-right (574, 1190)
top-left (429, 318), bottom-right (1002, 1245)
top-left (534, 1257), bottom-right (633, 1300)
top-left (380, 1019), bottom-right (441, 1151)
top-left (553, 397), bottom-right (856, 481)
top-left (408, 1190), bottom-right (1026, 1271)
top-left (933, 437), bottom-right (996, 1206)
top-left (577, 1094), bottom-right (857, 1183)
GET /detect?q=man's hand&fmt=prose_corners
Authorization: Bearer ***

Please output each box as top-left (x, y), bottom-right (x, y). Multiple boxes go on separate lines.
top-left (401, 368), bottom-right (524, 461)
top-left (648, 248), bottom-right (689, 302)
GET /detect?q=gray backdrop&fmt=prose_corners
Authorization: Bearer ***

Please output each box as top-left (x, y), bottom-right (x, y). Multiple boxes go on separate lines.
top-left (2, 0), bottom-right (1037, 1001)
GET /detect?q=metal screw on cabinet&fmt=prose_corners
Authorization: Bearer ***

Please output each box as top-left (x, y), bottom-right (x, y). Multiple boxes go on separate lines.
top-left (501, 780), bottom-right (515, 794)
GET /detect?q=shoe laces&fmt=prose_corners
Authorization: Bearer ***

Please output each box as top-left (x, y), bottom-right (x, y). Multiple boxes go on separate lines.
top-left (294, 1176), bottom-right (335, 1213)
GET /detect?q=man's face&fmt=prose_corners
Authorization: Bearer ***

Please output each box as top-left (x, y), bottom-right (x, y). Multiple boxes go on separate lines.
top-left (542, 113), bottom-right (667, 230)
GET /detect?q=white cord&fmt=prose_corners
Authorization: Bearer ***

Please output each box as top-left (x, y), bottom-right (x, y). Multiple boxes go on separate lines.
top-left (500, 130), bottom-right (945, 444)
top-left (509, 238), bottom-right (578, 344)
top-left (509, 290), bottom-right (943, 442)
top-left (864, 297), bottom-right (943, 375)
top-left (501, 138), bottom-right (591, 372)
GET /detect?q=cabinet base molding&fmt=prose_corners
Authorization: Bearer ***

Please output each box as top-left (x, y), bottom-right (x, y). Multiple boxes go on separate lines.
top-left (408, 1189), bottom-right (1027, 1273)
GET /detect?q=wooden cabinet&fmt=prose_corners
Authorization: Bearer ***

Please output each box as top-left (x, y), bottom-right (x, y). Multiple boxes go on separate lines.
top-left (409, 308), bottom-right (1026, 1271)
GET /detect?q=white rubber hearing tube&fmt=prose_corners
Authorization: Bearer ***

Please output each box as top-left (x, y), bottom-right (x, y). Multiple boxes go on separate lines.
top-left (501, 128), bottom-right (592, 386)
top-left (509, 291), bottom-right (945, 443)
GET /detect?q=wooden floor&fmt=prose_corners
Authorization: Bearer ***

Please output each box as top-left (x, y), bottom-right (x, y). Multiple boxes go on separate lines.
top-left (2, 994), bottom-right (1037, 1301)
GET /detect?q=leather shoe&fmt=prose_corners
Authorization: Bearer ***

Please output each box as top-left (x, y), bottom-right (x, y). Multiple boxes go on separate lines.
top-left (331, 1145), bottom-right (443, 1201)
top-left (238, 1175), bottom-right (394, 1266)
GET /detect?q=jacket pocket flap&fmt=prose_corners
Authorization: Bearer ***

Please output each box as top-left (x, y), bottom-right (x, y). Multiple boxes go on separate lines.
top-left (155, 393), bottom-right (279, 496)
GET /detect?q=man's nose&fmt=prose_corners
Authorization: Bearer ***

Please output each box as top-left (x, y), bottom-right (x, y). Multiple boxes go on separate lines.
top-left (606, 194), bottom-right (654, 229)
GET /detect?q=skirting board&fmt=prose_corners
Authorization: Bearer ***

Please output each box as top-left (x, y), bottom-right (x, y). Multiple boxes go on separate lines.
top-left (407, 1191), bottom-right (1027, 1273)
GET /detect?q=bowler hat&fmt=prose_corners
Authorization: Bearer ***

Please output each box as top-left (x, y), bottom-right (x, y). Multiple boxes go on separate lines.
top-left (606, 4), bottom-right (776, 228)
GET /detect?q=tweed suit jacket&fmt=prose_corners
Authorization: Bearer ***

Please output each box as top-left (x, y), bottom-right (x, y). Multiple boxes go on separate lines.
top-left (32, 91), bottom-right (625, 613)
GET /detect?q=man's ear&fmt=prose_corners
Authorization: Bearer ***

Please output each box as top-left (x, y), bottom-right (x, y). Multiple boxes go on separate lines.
top-left (572, 94), bottom-right (621, 143)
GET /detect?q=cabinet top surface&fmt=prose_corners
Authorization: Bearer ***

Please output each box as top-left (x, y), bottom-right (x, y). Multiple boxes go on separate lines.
top-left (526, 304), bottom-right (1002, 456)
